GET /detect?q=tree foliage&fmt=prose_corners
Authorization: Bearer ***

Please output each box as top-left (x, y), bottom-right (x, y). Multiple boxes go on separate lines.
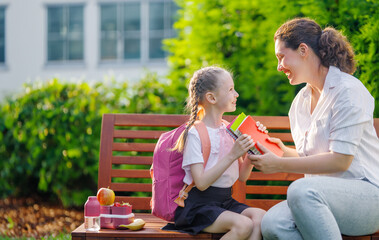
top-left (165, 0), bottom-right (379, 117)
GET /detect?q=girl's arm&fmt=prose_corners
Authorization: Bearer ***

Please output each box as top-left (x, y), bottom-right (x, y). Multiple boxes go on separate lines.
top-left (238, 155), bottom-right (254, 182)
top-left (249, 142), bottom-right (353, 174)
top-left (191, 134), bottom-right (254, 191)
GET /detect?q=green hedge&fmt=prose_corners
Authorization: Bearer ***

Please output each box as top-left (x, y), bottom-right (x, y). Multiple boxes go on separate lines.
top-left (0, 74), bottom-right (179, 207)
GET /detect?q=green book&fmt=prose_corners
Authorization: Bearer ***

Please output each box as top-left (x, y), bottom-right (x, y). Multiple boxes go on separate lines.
top-left (230, 112), bottom-right (246, 132)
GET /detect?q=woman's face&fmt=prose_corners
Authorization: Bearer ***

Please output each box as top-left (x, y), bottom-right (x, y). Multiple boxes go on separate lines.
top-left (275, 39), bottom-right (307, 85)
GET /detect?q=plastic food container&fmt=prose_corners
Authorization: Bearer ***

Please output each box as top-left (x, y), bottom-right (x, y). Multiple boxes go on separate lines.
top-left (100, 205), bottom-right (135, 229)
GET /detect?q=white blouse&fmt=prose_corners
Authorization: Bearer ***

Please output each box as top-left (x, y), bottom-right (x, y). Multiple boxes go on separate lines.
top-left (182, 123), bottom-right (239, 188)
top-left (289, 66), bottom-right (379, 187)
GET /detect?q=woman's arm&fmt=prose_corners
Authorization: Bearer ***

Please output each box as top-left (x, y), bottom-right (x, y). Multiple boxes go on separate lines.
top-left (191, 134), bottom-right (254, 191)
top-left (249, 142), bottom-right (353, 174)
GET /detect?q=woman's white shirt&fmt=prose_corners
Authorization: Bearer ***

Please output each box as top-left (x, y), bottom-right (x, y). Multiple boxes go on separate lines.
top-left (182, 123), bottom-right (239, 188)
top-left (289, 66), bottom-right (379, 187)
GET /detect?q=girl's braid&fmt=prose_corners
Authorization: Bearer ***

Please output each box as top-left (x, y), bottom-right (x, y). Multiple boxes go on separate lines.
top-left (181, 72), bottom-right (205, 148)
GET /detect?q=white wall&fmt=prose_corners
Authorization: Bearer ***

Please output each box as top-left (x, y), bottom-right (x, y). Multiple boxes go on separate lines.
top-left (0, 0), bottom-right (169, 100)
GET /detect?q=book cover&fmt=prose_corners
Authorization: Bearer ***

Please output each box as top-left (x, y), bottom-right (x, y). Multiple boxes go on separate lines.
top-left (230, 112), bottom-right (246, 132)
top-left (226, 113), bottom-right (259, 155)
top-left (227, 113), bottom-right (284, 157)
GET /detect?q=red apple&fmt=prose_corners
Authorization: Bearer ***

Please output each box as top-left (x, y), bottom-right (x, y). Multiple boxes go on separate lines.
top-left (97, 187), bottom-right (115, 205)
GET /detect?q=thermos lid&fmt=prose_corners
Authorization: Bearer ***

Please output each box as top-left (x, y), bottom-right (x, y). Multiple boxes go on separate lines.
top-left (84, 196), bottom-right (101, 216)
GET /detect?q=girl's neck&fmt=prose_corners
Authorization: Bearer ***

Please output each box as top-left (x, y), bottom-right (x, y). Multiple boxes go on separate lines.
top-left (201, 110), bottom-right (224, 128)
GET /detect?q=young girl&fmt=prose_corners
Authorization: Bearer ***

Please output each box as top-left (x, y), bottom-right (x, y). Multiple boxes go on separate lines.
top-left (172, 66), bottom-right (266, 240)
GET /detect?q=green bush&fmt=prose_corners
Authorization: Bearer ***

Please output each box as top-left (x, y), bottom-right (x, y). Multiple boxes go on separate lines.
top-left (0, 73), bottom-right (178, 207)
top-left (0, 79), bottom-right (123, 206)
top-left (165, 0), bottom-right (379, 117)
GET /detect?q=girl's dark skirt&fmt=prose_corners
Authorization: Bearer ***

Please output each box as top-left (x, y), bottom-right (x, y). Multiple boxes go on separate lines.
top-left (163, 186), bottom-right (250, 235)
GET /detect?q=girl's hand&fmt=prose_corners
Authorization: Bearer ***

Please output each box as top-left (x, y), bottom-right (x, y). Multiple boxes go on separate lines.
top-left (248, 142), bottom-right (281, 174)
top-left (229, 134), bottom-right (255, 160)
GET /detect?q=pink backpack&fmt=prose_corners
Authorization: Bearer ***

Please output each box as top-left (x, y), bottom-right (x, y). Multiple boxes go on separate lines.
top-left (150, 121), bottom-right (210, 222)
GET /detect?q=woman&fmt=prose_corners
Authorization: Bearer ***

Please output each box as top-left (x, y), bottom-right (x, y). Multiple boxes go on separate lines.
top-left (249, 18), bottom-right (379, 240)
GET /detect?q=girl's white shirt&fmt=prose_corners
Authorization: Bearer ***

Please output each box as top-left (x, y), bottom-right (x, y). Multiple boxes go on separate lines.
top-left (289, 66), bottom-right (379, 187)
top-left (182, 123), bottom-right (239, 188)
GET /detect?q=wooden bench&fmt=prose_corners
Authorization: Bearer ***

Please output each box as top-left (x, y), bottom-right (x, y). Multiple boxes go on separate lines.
top-left (72, 113), bottom-right (379, 240)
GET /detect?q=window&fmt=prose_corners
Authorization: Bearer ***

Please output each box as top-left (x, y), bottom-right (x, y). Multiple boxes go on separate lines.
top-left (100, 2), bottom-right (141, 60)
top-left (47, 5), bottom-right (84, 62)
top-left (100, 0), bottom-right (178, 63)
top-left (148, 1), bottom-right (177, 59)
top-left (0, 7), bottom-right (5, 64)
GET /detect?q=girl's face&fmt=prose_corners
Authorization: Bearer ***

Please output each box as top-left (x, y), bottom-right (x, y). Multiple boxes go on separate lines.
top-left (275, 39), bottom-right (307, 85)
top-left (213, 72), bottom-right (239, 113)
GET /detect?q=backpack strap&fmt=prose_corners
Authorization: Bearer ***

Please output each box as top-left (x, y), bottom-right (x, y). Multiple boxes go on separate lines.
top-left (174, 121), bottom-right (210, 207)
top-left (194, 121), bottom-right (211, 165)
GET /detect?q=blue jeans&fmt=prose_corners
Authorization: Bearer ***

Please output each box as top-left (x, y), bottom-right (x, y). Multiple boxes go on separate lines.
top-left (261, 177), bottom-right (379, 240)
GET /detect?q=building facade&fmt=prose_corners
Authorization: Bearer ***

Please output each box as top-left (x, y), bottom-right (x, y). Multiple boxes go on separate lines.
top-left (0, 0), bottom-right (177, 99)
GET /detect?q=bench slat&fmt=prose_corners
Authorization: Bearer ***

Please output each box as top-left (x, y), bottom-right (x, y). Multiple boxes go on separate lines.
top-left (245, 199), bottom-right (284, 211)
top-left (112, 142), bottom-right (156, 152)
top-left (112, 137), bottom-right (293, 152)
top-left (114, 197), bottom-right (288, 212)
top-left (246, 185), bottom-right (288, 195)
top-left (111, 169), bottom-right (151, 178)
top-left (249, 172), bottom-right (303, 181)
top-left (268, 132), bottom-right (293, 142)
top-left (112, 156), bottom-right (152, 165)
top-left (112, 184), bottom-right (288, 196)
top-left (114, 130), bottom-right (164, 139)
top-left (114, 114), bottom-right (189, 127)
top-left (73, 214), bottom-right (216, 239)
top-left (111, 183), bottom-right (152, 192)
top-left (113, 131), bottom-right (293, 143)
top-left (98, 114), bottom-right (115, 190)
top-left (113, 114), bottom-right (291, 129)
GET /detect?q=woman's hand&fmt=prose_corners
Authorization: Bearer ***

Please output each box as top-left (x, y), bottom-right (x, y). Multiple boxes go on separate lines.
top-left (267, 137), bottom-right (299, 157)
top-left (267, 137), bottom-right (285, 150)
top-left (248, 142), bottom-right (282, 174)
top-left (229, 134), bottom-right (255, 160)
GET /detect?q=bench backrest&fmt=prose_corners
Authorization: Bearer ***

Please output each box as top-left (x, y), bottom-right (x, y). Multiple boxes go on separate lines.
top-left (98, 113), bottom-right (379, 212)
